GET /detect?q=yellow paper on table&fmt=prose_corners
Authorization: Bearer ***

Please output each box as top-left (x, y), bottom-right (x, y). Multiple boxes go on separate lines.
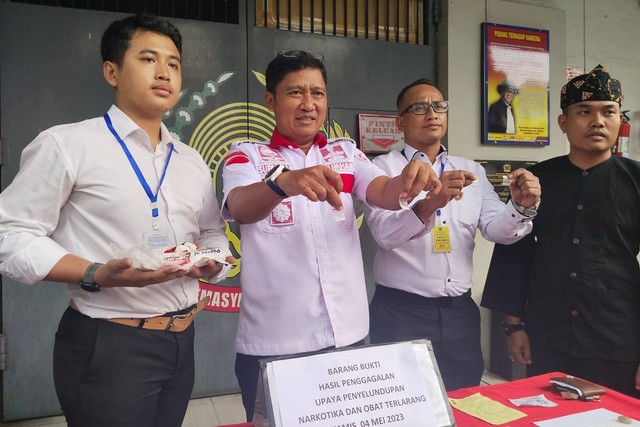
top-left (449, 392), bottom-right (527, 425)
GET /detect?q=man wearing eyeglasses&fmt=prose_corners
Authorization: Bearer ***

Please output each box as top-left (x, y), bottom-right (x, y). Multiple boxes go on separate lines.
top-left (363, 78), bottom-right (541, 391)
top-left (221, 53), bottom-right (442, 420)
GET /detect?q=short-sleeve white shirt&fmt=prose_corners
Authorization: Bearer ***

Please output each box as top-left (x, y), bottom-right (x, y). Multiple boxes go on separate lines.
top-left (222, 131), bottom-right (384, 356)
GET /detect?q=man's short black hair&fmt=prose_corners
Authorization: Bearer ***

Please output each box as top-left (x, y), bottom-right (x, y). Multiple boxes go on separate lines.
top-left (101, 14), bottom-right (182, 66)
top-left (265, 50), bottom-right (327, 94)
top-left (396, 78), bottom-right (437, 109)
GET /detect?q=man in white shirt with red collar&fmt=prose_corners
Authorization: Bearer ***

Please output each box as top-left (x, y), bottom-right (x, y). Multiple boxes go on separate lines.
top-left (222, 51), bottom-right (441, 421)
top-left (364, 78), bottom-right (541, 391)
top-left (0, 15), bottom-right (232, 427)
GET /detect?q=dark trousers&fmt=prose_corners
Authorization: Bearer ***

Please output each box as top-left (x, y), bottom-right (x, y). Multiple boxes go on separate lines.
top-left (235, 352), bottom-right (263, 422)
top-left (235, 339), bottom-right (366, 422)
top-left (528, 345), bottom-right (640, 399)
top-left (369, 284), bottom-right (484, 391)
top-left (54, 307), bottom-right (196, 427)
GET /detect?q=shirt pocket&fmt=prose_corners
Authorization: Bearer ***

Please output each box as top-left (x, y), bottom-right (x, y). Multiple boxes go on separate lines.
top-left (336, 195), bottom-right (356, 229)
top-left (454, 184), bottom-right (482, 228)
top-left (261, 199), bottom-right (298, 234)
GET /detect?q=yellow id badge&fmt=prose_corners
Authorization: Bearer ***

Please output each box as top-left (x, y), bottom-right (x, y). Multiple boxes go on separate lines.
top-left (433, 225), bottom-right (451, 252)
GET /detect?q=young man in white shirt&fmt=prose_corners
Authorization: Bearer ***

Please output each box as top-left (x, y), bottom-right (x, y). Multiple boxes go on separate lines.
top-left (0, 15), bottom-right (233, 427)
top-left (364, 78), bottom-right (541, 391)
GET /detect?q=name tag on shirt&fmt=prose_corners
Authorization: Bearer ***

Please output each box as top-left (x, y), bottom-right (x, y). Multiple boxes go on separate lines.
top-left (144, 230), bottom-right (169, 249)
top-left (433, 226), bottom-right (451, 252)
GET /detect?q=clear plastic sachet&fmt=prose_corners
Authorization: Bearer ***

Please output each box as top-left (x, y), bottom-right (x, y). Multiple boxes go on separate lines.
top-left (110, 241), bottom-right (230, 271)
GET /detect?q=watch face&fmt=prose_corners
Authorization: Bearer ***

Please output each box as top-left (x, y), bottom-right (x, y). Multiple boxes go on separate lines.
top-left (80, 281), bottom-right (101, 292)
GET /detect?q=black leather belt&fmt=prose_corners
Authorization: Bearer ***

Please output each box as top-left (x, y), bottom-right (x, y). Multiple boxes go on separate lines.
top-left (375, 284), bottom-right (471, 307)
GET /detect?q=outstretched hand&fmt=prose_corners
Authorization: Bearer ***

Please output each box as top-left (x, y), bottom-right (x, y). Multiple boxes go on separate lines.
top-left (398, 159), bottom-right (442, 203)
top-left (187, 255), bottom-right (236, 279)
top-left (93, 258), bottom-right (188, 289)
top-left (506, 168), bottom-right (541, 208)
top-left (276, 166), bottom-right (345, 210)
top-left (428, 169), bottom-right (477, 209)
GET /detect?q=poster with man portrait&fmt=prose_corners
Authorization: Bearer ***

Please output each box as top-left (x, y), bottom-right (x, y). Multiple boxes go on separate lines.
top-left (482, 22), bottom-right (550, 146)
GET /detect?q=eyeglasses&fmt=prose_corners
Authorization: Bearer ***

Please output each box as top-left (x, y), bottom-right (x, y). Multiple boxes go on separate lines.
top-left (400, 101), bottom-right (449, 115)
top-left (278, 49), bottom-right (324, 62)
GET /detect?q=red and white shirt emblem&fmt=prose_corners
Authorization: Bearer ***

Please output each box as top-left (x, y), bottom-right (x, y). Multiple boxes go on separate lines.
top-left (270, 201), bottom-right (293, 226)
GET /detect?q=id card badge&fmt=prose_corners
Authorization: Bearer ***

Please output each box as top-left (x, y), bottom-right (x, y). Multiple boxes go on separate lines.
top-left (143, 230), bottom-right (169, 249)
top-left (432, 225), bottom-right (451, 252)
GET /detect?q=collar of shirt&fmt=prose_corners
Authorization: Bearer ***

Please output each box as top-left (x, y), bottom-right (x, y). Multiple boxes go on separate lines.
top-left (403, 144), bottom-right (448, 173)
top-left (267, 128), bottom-right (327, 150)
top-left (106, 105), bottom-right (180, 154)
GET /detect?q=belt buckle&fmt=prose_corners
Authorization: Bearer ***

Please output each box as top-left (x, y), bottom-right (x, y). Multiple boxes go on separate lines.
top-left (165, 312), bottom-right (191, 332)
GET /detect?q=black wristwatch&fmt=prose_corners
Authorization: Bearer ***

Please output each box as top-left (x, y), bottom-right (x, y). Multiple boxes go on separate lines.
top-left (264, 164), bottom-right (289, 198)
top-left (501, 321), bottom-right (525, 337)
top-left (80, 262), bottom-right (103, 293)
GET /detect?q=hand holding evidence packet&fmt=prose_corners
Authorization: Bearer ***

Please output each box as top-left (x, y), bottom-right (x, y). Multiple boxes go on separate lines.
top-left (550, 375), bottom-right (606, 400)
top-left (161, 242), bottom-right (230, 269)
top-left (111, 241), bottom-right (230, 271)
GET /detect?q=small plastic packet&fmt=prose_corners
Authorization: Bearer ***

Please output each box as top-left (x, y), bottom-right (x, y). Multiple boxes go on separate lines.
top-left (332, 208), bottom-right (346, 222)
top-left (111, 241), bottom-right (230, 271)
top-left (110, 241), bottom-right (164, 270)
top-left (162, 242), bottom-right (230, 270)
top-left (399, 195), bottom-right (412, 210)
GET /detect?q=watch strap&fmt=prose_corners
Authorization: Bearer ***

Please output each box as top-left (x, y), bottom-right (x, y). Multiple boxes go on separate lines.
top-left (501, 321), bottom-right (525, 337)
top-left (80, 262), bottom-right (103, 293)
top-left (512, 199), bottom-right (540, 217)
top-left (265, 165), bottom-right (289, 198)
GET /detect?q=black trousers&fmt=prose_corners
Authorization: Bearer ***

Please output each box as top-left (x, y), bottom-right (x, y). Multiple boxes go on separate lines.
top-left (369, 284), bottom-right (484, 391)
top-left (53, 307), bottom-right (195, 427)
top-left (235, 352), bottom-right (263, 422)
top-left (527, 345), bottom-right (640, 399)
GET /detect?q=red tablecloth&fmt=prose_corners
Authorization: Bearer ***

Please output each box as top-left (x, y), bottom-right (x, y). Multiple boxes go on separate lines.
top-left (447, 372), bottom-right (640, 426)
top-left (219, 372), bottom-right (639, 427)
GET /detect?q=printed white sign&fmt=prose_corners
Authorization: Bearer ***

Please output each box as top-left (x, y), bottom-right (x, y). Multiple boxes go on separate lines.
top-left (269, 342), bottom-right (438, 426)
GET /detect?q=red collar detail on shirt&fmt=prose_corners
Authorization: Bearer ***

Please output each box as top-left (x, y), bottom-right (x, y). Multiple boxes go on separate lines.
top-left (268, 129), bottom-right (328, 150)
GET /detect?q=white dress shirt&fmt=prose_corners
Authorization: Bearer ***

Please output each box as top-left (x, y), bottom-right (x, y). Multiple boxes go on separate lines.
top-left (506, 105), bottom-right (516, 134)
top-left (222, 136), bottom-right (383, 356)
top-left (364, 145), bottom-right (533, 298)
top-left (0, 105), bottom-right (231, 318)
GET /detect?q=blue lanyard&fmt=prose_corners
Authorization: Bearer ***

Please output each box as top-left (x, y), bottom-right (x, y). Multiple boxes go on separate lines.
top-left (435, 161), bottom-right (446, 219)
top-left (104, 113), bottom-right (174, 223)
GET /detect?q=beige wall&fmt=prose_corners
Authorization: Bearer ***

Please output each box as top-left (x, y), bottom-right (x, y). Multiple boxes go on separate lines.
top-left (439, 0), bottom-right (640, 369)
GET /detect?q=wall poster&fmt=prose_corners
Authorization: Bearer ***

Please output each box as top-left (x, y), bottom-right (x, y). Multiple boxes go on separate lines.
top-left (482, 22), bottom-right (550, 146)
